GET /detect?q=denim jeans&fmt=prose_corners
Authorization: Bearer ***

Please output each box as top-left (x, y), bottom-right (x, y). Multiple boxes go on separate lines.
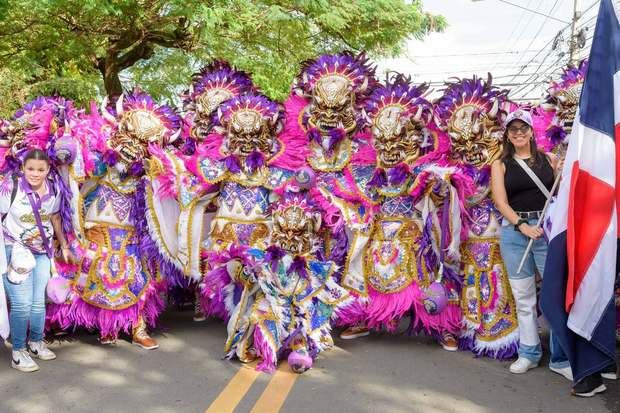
top-left (2, 245), bottom-right (51, 350)
top-left (500, 220), bottom-right (569, 368)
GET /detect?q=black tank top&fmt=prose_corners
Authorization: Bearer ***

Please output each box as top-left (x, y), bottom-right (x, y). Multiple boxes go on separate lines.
top-left (503, 154), bottom-right (554, 212)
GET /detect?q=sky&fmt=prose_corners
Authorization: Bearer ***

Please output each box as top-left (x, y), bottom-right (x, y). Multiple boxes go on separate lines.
top-left (378, 0), bottom-right (602, 102)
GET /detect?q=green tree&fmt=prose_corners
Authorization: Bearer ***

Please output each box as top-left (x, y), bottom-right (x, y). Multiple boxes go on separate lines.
top-left (0, 0), bottom-right (445, 107)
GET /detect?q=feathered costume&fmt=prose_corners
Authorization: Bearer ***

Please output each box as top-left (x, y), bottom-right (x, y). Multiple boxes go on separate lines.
top-left (46, 91), bottom-right (181, 342)
top-left (282, 52), bottom-right (378, 328)
top-left (532, 60), bottom-right (588, 154)
top-left (434, 75), bottom-right (519, 359)
top-left (335, 78), bottom-right (472, 339)
top-left (206, 177), bottom-right (351, 373)
top-left (160, 92), bottom-right (308, 321)
top-left (145, 62), bottom-right (258, 288)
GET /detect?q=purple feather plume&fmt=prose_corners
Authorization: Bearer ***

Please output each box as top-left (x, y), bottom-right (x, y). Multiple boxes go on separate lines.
top-left (225, 154), bottom-right (242, 174)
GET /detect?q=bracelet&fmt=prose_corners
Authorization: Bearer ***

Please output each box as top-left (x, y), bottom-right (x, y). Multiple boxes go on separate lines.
top-left (514, 218), bottom-right (528, 232)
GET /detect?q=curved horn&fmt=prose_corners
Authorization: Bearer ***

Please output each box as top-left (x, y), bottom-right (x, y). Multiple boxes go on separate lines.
top-left (115, 94), bottom-right (125, 116)
top-left (100, 97), bottom-right (116, 124)
top-left (433, 114), bottom-right (446, 131)
top-left (168, 129), bottom-right (181, 143)
top-left (360, 76), bottom-right (369, 92)
top-left (488, 99), bottom-right (499, 119)
top-left (413, 105), bottom-right (424, 123)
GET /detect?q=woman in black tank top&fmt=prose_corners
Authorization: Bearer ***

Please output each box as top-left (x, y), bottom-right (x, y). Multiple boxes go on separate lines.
top-left (490, 110), bottom-right (569, 378)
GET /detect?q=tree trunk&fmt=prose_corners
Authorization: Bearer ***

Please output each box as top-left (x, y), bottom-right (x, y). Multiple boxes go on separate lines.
top-left (101, 62), bottom-right (123, 99)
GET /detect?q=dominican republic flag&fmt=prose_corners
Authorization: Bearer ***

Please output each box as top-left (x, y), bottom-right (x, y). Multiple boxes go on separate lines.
top-left (541, 0), bottom-right (619, 383)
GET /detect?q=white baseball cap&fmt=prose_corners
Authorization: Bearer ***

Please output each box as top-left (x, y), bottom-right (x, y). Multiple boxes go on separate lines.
top-left (7, 244), bottom-right (36, 285)
top-left (504, 109), bottom-right (533, 128)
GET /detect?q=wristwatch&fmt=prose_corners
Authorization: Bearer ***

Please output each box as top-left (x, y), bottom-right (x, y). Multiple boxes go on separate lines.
top-left (514, 218), bottom-right (528, 232)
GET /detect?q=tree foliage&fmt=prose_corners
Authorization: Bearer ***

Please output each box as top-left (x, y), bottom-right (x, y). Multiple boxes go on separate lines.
top-left (0, 0), bottom-right (445, 114)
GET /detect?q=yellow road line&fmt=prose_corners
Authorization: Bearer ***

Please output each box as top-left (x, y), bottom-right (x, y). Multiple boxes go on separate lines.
top-left (205, 362), bottom-right (261, 413)
top-left (250, 363), bottom-right (300, 413)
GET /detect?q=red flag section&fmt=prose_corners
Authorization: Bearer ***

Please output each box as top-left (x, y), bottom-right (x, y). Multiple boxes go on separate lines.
top-left (566, 161), bottom-right (615, 311)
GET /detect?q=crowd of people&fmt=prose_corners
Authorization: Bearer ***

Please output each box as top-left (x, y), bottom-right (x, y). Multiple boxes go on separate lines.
top-left (0, 53), bottom-right (617, 397)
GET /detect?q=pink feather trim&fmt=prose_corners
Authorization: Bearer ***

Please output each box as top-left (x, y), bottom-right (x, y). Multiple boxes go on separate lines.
top-left (46, 280), bottom-right (167, 338)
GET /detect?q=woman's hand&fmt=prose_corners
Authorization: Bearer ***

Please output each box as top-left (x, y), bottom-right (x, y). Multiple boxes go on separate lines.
top-left (518, 223), bottom-right (543, 239)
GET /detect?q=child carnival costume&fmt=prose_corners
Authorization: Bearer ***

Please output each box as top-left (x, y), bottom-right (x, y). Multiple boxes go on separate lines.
top-left (336, 76), bottom-right (472, 349)
top-left (47, 91), bottom-right (182, 349)
top-left (205, 172), bottom-right (351, 373)
top-left (282, 52), bottom-right (378, 338)
top-left (434, 76), bottom-right (519, 358)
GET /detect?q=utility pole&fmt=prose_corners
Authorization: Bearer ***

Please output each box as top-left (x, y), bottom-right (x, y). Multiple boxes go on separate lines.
top-left (568, 0), bottom-right (580, 65)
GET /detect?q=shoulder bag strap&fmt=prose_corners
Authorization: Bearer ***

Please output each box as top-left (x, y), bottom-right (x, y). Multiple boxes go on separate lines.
top-left (513, 157), bottom-right (551, 200)
top-left (21, 177), bottom-right (54, 258)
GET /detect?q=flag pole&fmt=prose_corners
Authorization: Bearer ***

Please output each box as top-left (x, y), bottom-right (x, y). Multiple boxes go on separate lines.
top-left (516, 169), bottom-right (563, 275)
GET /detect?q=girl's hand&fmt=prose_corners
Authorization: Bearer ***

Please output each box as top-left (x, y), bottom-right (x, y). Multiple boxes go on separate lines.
top-left (61, 247), bottom-right (75, 264)
top-left (518, 223), bottom-right (543, 239)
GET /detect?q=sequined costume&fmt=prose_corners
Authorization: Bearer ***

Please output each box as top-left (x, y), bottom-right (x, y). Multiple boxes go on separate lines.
top-left (153, 93), bottom-right (309, 321)
top-left (434, 76), bottom-right (519, 358)
top-left (46, 92), bottom-right (181, 343)
top-left (208, 184), bottom-right (351, 373)
top-left (281, 52), bottom-right (378, 327)
top-left (335, 78), bottom-right (471, 339)
top-left (144, 62), bottom-right (256, 315)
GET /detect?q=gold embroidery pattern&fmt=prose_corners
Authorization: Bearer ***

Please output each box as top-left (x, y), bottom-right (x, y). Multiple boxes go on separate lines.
top-left (460, 237), bottom-right (518, 341)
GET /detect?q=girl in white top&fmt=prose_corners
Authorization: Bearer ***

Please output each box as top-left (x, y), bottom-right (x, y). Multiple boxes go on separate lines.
top-left (1, 149), bottom-right (72, 372)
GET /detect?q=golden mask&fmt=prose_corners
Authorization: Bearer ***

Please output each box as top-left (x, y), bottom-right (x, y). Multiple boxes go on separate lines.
top-left (373, 104), bottom-right (428, 167)
top-left (448, 104), bottom-right (502, 168)
top-left (272, 202), bottom-right (321, 256)
top-left (307, 74), bottom-right (356, 135)
top-left (223, 108), bottom-right (273, 158)
top-left (112, 109), bottom-right (166, 163)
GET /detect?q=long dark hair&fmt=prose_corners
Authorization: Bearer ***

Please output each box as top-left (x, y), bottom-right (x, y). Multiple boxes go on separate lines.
top-left (500, 121), bottom-right (544, 167)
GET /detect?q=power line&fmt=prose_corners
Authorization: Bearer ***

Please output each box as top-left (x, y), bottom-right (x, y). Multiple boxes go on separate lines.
top-left (495, 0), bottom-right (571, 24)
top-left (411, 50), bottom-right (539, 58)
top-left (511, 0), bottom-right (562, 74)
top-left (491, 0), bottom-right (539, 72)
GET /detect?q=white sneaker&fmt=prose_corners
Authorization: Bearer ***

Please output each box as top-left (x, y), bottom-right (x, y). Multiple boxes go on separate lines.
top-left (509, 357), bottom-right (539, 374)
top-left (11, 349), bottom-right (39, 372)
top-left (28, 341), bottom-right (56, 361)
top-left (550, 365), bottom-right (573, 381)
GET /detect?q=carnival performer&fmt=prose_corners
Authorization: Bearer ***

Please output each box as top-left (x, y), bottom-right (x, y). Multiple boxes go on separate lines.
top-left (46, 91), bottom-right (181, 349)
top-left (145, 61), bottom-right (256, 321)
top-left (152, 92), bottom-right (307, 322)
top-left (490, 109), bottom-right (571, 378)
top-left (283, 52), bottom-right (377, 339)
top-left (206, 171), bottom-right (351, 373)
top-left (333, 76), bottom-right (472, 349)
top-left (434, 75), bottom-right (519, 358)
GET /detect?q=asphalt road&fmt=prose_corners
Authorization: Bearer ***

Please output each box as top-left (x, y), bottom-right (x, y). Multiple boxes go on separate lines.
top-left (0, 309), bottom-right (617, 413)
